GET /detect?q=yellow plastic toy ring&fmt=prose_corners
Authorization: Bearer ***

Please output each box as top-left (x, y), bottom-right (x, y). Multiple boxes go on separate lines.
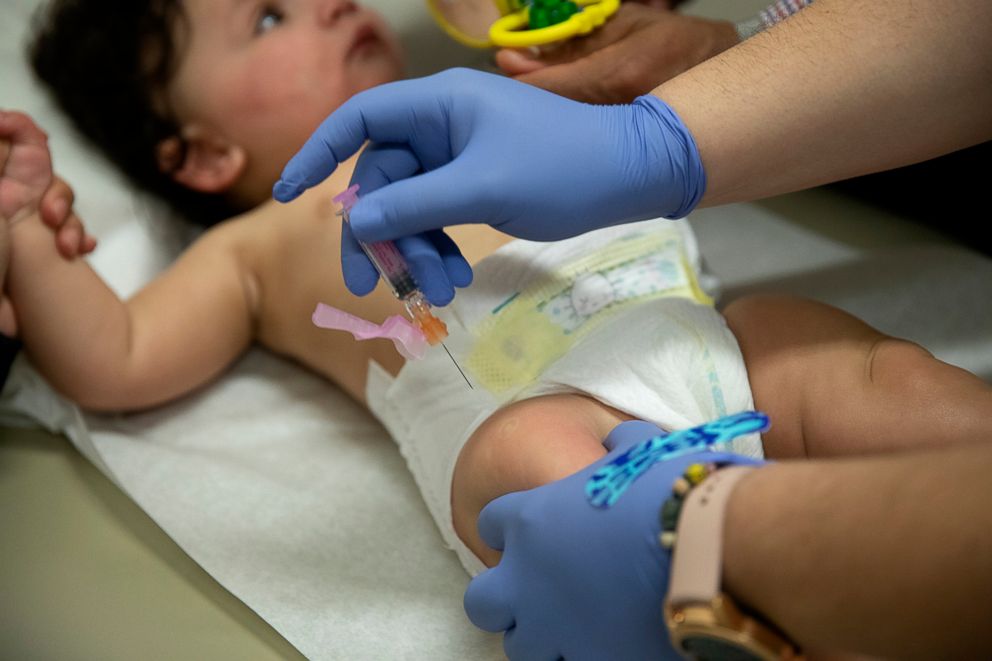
top-left (490, 0), bottom-right (620, 48)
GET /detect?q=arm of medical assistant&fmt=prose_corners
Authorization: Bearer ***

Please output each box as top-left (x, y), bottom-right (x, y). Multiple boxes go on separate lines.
top-left (274, 0), bottom-right (990, 302)
top-left (658, 0), bottom-right (992, 207)
top-left (469, 437), bottom-right (992, 660)
top-left (722, 442), bottom-right (992, 658)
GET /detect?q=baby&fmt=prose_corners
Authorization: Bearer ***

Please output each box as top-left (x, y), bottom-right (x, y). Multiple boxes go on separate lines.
top-left (7, 0), bottom-right (991, 576)
top-left (5, 106), bottom-right (991, 572)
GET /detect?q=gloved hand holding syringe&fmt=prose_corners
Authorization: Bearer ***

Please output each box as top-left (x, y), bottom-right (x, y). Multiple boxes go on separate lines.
top-left (325, 184), bottom-right (473, 388)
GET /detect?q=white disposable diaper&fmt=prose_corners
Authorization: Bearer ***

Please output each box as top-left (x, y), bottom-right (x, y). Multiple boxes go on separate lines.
top-left (366, 220), bottom-right (761, 576)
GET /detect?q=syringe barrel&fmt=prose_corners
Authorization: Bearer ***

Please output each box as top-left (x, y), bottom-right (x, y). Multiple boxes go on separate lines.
top-left (360, 239), bottom-right (419, 299)
top-left (336, 185), bottom-right (418, 299)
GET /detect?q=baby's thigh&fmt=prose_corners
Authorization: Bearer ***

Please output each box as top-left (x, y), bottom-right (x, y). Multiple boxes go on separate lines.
top-left (723, 294), bottom-right (880, 456)
top-left (451, 393), bottom-right (624, 566)
top-left (730, 294), bottom-right (992, 459)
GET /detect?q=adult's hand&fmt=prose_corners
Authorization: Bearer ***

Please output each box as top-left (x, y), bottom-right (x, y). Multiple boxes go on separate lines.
top-left (0, 111), bottom-right (97, 337)
top-left (1, 111), bottom-right (96, 260)
top-left (463, 413), bottom-right (767, 660)
top-left (496, 3), bottom-right (739, 104)
top-left (274, 69), bottom-right (705, 305)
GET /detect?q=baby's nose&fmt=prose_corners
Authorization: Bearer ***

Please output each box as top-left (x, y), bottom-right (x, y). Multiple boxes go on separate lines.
top-left (316, 0), bottom-right (356, 26)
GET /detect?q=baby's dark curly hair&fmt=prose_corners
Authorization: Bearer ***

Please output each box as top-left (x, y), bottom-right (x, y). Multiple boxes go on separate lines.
top-left (30, 0), bottom-right (233, 226)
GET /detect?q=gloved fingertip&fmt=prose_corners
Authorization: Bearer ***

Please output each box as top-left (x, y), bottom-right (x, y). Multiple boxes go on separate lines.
top-left (477, 493), bottom-right (523, 552)
top-left (423, 281), bottom-right (455, 307)
top-left (602, 419), bottom-right (666, 451)
top-left (272, 179), bottom-right (301, 203)
top-left (446, 256), bottom-right (474, 289)
top-left (344, 276), bottom-right (378, 298)
top-left (399, 237), bottom-right (455, 307)
top-left (464, 569), bottom-right (516, 633)
top-left (342, 255), bottom-right (380, 297)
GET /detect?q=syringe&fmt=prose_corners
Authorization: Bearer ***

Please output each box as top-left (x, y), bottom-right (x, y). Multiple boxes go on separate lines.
top-left (333, 185), bottom-right (472, 388)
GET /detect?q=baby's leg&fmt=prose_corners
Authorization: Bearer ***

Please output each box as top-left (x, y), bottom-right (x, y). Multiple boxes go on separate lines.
top-left (452, 393), bottom-right (628, 567)
top-left (724, 294), bottom-right (992, 459)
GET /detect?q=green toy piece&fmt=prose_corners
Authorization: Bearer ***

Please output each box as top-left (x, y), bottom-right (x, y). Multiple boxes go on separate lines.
top-left (528, 0), bottom-right (579, 30)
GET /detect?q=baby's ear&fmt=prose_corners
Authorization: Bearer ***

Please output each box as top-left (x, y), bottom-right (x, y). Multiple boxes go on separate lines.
top-left (156, 126), bottom-right (246, 193)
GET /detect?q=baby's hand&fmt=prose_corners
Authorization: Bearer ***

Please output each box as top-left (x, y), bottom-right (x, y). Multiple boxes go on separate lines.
top-left (0, 110), bottom-right (53, 224)
top-left (39, 177), bottom-right (98, 259)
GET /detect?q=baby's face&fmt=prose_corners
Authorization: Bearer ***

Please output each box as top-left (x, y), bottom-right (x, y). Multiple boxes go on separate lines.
top-left (166, 0), bottom-right (403, 201)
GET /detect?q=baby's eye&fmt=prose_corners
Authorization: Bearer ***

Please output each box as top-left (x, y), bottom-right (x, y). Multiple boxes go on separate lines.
top-left (255, 4), bottom-right (284, 34)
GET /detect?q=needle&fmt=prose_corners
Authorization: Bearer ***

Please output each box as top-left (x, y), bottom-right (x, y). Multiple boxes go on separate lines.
top-left (442, 342), bottom-right (473, 389)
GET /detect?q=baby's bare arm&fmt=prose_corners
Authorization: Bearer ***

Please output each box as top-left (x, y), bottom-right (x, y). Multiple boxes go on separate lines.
top-left (7, 213), bottom-right (257, 411)
top-left (724, 294), bottom-right (992, 459)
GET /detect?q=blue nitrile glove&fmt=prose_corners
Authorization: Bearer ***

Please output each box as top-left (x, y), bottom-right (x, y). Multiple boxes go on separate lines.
top-left (463, 412), bottom-right (768, 661)
top-left (339, 143), bottom-right (473, 306)
top-left (274, 68), bottom-right (705, 306)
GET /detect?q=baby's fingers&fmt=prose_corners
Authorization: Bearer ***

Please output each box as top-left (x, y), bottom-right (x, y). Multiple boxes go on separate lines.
top-left (40, 178), bottom-right (97, 258)
top-left (54, 212), bottom-right (97, 259)
top-left (40, 177), bottom-right (74, 229)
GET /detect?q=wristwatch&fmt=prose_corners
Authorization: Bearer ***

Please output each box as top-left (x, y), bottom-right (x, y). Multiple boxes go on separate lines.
top-left (664, 466), bottom-right (802, 661)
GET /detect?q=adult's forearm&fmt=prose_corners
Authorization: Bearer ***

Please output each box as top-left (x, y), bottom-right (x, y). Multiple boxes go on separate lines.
top-left (654, 0), bottom-right (992, 206)
top-left (723, 443), bottom-right (992, 658)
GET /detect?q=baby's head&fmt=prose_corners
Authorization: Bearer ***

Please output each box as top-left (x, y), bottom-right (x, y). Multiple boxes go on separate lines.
top-left (31, 0), bottom-right (403, 225)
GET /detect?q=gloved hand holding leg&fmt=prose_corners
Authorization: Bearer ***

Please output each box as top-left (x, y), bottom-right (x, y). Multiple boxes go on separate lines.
top-left (463, 413), bottom-right (767, 661)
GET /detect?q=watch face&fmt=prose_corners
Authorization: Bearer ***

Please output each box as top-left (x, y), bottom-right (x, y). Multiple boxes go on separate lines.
top-left (681, 636), bottom-right (766, 661)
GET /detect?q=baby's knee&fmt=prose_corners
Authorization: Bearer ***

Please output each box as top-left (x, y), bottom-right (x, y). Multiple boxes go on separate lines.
top-left (863, 336), bottom-right (990, 408)
top-left (451, 394), bottom-right (616, 565)
top-left (455, 395), bottom-right (610, 503)
top-left (865, 336), bottom-right (933, 387)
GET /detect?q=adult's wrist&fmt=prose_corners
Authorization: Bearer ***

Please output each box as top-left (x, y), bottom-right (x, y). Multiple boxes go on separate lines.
top-left (630, 94), bottom-right (707, 219)
top-left (664, 459), bottom-right (801, 659)
top-left (720, 463), bottom-right (797, 638)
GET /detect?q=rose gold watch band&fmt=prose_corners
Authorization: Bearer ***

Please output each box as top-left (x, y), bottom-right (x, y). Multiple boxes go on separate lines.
top-left (667, 465), bottom-right (755, 606)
